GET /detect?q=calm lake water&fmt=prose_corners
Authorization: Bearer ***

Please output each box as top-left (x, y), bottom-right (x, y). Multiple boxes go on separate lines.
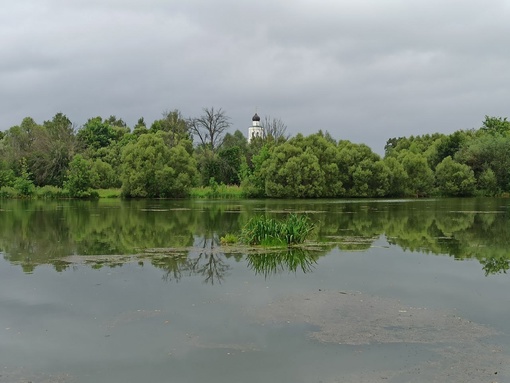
top-left (0, 198), bottom-right (509, 383)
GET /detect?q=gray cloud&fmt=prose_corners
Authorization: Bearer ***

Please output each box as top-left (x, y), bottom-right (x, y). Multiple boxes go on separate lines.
top-left (2, 0), bottom-right (510, 154)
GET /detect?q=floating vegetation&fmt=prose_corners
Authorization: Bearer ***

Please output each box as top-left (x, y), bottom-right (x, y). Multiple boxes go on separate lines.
top-left (266, 209), bottom-right (328, 214)
top-left (324, 235), bottom-right (378, 251)
top-left (250, 290), bottom-right (509, 382)
top-left (241, 214), bottom-right (315, 246)
top-left (139, 208), bottom-right (170, 212)
top-left (449, 210), bottom-right (505, 214)
top-left (220, 233), bottom-right (238, 245)
top-left (106, 309), bottom-right (163, 329)
top-left (0, 368), bottom-right (75, 383)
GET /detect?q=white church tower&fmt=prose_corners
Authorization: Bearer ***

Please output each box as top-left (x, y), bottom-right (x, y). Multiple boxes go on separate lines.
top-left (248, 112), bottom-right (264, 142)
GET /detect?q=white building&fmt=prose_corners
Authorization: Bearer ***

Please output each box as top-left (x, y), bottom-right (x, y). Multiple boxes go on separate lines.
top-left (248, 113), bottom-right (264, 142)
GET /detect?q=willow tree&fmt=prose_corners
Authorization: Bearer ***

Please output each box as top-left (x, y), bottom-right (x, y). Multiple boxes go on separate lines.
top-left (121, 133), bottom-right (197, 198)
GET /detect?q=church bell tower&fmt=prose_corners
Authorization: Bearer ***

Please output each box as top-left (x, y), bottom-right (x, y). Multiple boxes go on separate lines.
top-left (248, 112), bottom-right (264, 142)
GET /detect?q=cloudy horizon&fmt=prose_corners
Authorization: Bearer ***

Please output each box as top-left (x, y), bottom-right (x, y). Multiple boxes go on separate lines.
top-left (3, 0), bottom-right (510, 154)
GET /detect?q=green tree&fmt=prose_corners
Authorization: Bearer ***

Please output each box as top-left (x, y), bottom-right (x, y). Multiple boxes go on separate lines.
top-left (456, 134), bottom-right (510, 192)
top-left (218, 146), bottom-right (242, 185)
top-left (367, 160), bottom-right (391, 197)
top-left (434, 156), bottom-right (476, 196)
top-left (133, 117), bottom-right (148, 137)
top-left (241, 143), bottom-right (272, 197)
top-left (121, 133), bottom-right (197, 198)
top-left (2, 117), bottom-right (39, 174)
top-left (398, 151), bottom-right (434, 196)
top-left (384, 137), bottom-right (407, 157)
top-left (195, 148), bottom-right (221, 186)
top-left (221, 130), bottom-right (248, 151)
top-left (64, 154), bottom-right (93, 197)
top-left (432, 131), bottom-right (468, 167)
top-left (479, 115), bottom-right (510, 136)
top-left (297, 133), bottom-right (343, 197)
top-left (13, 158), bottom-right (35, 197)
top-left (167, 144), bottom-right (199, 195)
top-left (150, 110), bottom-right (191, 144)
top-left (337, 141), bottom-right (380, 196)
top-left (29, 113), bottom-right (76, 186)
top-left (383, 156), bottom-right (408, 197)
top-left (89, 159), bottom-right (119, 189)
top-left (104, 115), bottom-right (127, 128)
top-left (264, 142), bottom-right (324, 198)
top-left (477, 168), bottom-right (498, 196)
top-left (150, 110), bottom-right (193, 154)
top-left (76, 116), bottom-right (117, 151)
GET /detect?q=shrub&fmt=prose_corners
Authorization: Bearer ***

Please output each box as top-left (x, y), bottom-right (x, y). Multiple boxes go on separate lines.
top-left (189, 184), bottom-right (245, 199)
top-left (13, 158), bottom-right (35, 197)
top-left (0, 169), bottom-right (15, 188)
top-left (206, 177), bottom-right (219, 198)
top-left (64, 155), bottom-right (92, 197)
top-left (36, 185), bottom-right (67, 199)
top-left (96, 188), bottom-right (122, 198)
top-left (14, 177), bottom-right (35, 197)
top-left (0, 186), bottom-right (18, 199)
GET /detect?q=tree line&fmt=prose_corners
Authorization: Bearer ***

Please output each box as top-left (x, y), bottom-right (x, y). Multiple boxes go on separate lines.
top-left (0, 109), bottom-right (509, 198)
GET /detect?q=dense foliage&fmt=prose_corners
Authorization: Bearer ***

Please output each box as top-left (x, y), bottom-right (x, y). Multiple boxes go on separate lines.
top-left (1, 110), bottom-right (510, 198)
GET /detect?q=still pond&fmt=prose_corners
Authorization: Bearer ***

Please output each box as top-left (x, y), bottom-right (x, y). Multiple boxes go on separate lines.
top-left (0, 198), bottom-right (509, 382)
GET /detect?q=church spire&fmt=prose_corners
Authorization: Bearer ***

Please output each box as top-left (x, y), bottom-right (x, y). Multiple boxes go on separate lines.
top-left (248, 110), bottom-right (264, 142)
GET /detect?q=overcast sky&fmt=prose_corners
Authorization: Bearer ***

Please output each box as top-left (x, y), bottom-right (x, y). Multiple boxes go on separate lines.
top-left (2, 0), bottom-right (510, 154)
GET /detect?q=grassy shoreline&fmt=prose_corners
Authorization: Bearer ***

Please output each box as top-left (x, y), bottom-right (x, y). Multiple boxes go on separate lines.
top-left (3, 185), bottom-right (509, 200)
top-left (0, 185), bottom-right (247, 200)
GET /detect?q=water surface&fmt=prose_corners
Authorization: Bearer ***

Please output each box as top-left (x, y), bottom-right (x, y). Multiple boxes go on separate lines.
top-left (0, 198), bottom-right (509, 382)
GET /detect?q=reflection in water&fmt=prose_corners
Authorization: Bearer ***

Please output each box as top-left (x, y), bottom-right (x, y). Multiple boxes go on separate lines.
top-left (151, 250), bottom-right (231, 285)
top-left (1, 198), bottom-right (510, 276)
top-left (480, 254), bottom-right (510, 276)
top-left (145, 233), bottom-right (238, 284)
top-left (127, 227), bottom-right (236, 284)
top-left (247, 248), bottom-right (318, 277)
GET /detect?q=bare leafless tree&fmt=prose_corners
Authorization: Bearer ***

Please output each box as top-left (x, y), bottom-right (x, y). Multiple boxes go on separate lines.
top-left (261, 116), bottom-right (289, 140)
top-left (188, 107), bottom-right (231, 150)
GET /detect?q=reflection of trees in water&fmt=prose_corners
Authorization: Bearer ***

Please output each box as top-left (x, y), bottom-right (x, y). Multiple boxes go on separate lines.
top-left (155, 252), bottom-right (231, 285)
top-left (189, 235), bottom-right (230, 284)
top-left (0, 200), bottom-right (242, 273)
top-left (1, 199), bottom-right (510, 276)
top-left (186, 252), bottom-right (230, 284)
top-left (151, 235), bottom-right (232, 285)
top-left (153, 245), bottom-right (321, 284)
top-left (247, 248), bottom-right (318, 278)
top-left (481, 254), bottom-right (510, 276)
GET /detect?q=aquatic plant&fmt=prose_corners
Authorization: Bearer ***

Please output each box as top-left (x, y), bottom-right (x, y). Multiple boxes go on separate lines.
top-left (279, 213), bottom-right (315, 245)
top-left (220, 233), bottom-right (238, 245)
top-left (241, 214), bottom-right (315, 246)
